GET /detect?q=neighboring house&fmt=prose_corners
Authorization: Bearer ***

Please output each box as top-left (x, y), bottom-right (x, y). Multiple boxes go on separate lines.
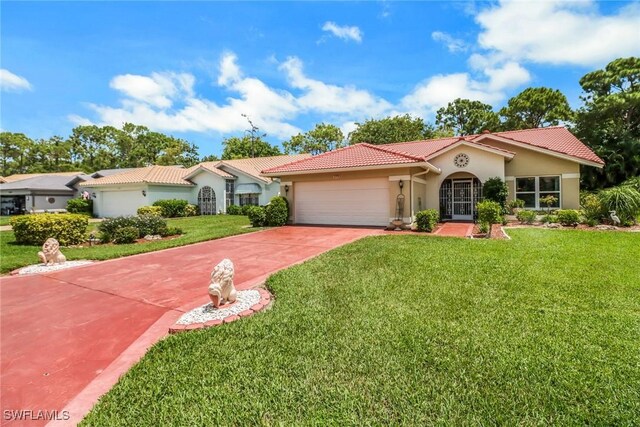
top-left (262, 127), bottom-right (604, 226)
top-left (0, 174), bottom-right (88, 214)
top-left (81, 154), bottom-right (310, 217)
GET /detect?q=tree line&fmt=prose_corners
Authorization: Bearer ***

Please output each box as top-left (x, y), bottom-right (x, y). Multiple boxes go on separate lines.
top-left (1, 57), bottom-right (637, 189)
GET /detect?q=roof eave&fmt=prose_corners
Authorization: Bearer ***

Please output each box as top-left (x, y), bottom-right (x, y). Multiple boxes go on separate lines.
top-left (262, 161), bottom-right (440, 177)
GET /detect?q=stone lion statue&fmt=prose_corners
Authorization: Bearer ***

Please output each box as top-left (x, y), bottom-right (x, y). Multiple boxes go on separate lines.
top-left (208, 258), bottom-right (237, 308)
top-left (38, 238), bottom-right (67, 266)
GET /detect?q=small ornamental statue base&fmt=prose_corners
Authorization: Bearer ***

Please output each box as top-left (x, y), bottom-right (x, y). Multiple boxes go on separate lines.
top-left (12, 260), bottom-right (94, 276)
top-left (169, 288), bottom-right (272, 333)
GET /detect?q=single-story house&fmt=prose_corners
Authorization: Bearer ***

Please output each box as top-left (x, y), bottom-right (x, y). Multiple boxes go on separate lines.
top-left (81, 154), bottom-right (310, 217)
top-left (0, 173), bottom-right (89, 215)
top-left (261, 127), bottom-right (604, 226)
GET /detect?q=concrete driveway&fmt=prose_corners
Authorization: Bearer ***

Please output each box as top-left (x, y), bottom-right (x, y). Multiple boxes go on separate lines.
top-left (0, 226), bottom-right (383, 426)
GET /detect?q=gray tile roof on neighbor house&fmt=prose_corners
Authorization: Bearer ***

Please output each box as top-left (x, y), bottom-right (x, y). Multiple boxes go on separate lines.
top-left (0, 175), bottom-right (76, 193)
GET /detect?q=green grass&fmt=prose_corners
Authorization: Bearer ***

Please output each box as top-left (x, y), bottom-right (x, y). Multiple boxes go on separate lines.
top-left (81, 229), bottom-right (640, 425)
top-left (0, 216), bottom-right (15, 226)
top-left (0, 215), bottom-right (253, 273)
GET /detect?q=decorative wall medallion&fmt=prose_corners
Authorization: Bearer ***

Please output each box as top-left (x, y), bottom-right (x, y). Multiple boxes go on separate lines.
top-left (453, 153), bottom-right (470, 168)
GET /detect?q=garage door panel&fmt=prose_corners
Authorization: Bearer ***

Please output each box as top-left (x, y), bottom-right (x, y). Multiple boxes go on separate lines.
top-left (295, 178), bottom-right (389, 226)
top-left (102, 191), bottom-right (145, 217)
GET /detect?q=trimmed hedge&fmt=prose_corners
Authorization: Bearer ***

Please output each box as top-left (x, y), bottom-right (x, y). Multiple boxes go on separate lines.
top-left (477, 200), bottom-right (503, 225)
top-left (11, 213), bottom-right (89, 246)
top-left (113, 226), bottom-right (139, 244)
top-left (66, 198), bottom-right (93, 215)
top-left (98, 215), bottom-right (168, 242)
top-left (266, 196), bottom-right (289, 226)
top-left (227, 205), bottom-right (243, 215)
top-left (184, 204), bottom-right (198, 217)
top-left (556, 209), bottom-right (580, 226)
top-left (152, 199), bottom-right (189, 218)
top-left (241, 205), bottom-right (253, 216)
top-left (415, 209), bottom-right (439, 232)
top-left (516, 209), bottom-right (536, 224)
top-left (247, 206), bottom-right (266, 227)
top-left (137, 206), bottom-right (163, 217)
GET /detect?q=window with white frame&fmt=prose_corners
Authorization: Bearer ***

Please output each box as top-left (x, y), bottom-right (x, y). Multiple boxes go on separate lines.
top-left (515, 176), bottom-right (560, 209)
top-left (239, 194), bottom-right (259, 207)
top-left (225, 180), bottom-right (235, 208)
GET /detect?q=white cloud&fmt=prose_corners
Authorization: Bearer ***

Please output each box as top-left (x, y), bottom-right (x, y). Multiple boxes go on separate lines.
top-left (321, 21), bottom-right (363, 43)
top-left (0, 69), bottom-right (33, 92)
top-left (280, 56), bottom-right (392, 117)
top-left (401, 60), bottom-right (531, 115)
top-left (217, 51), bottom-right (242, 85)
top-left (476, 0), bottom-right (640, 67)
top-left (431, 31), bottom-right (468, 53)
top-left (110, 72), bottom-right (194, 108)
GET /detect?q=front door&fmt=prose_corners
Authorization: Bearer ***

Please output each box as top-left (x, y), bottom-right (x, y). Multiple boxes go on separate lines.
top-left (452, 180), bottom-right (473, 220)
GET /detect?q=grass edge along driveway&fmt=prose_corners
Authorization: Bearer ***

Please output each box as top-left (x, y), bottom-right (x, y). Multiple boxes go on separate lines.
top-left (81, 228), bottom-right (639, 426)
top-left (0, 215), bottom-right (254, 274)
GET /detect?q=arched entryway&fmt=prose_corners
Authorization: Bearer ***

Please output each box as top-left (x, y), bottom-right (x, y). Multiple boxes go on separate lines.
top-left (439, 174), bottom-right (483, 221)
top-left (198, 186), bottom-right (216, 215)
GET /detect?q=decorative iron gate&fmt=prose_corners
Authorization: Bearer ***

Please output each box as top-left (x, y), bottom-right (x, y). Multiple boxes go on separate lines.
top-left (439, 178), bottom-right (483, 220)
top-left (198, 186), bottom-right (216, 215)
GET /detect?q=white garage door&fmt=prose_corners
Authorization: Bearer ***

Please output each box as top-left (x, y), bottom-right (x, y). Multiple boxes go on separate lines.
top-left (295, 178), bottom-right (389, 226)
top-left (101, 191), bottom-right (146, 217)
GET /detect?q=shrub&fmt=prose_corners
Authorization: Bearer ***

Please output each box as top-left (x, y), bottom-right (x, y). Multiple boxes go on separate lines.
top-left (580, 192), bottom-right (605, 223)
top-left (247, 206), bottom-right (266, 227)
top-left (476, 200), bottom-right (503, 225)
top-left (541, 214), bottom-right (558, 224)
top-left (556, 209), bottom-right (580, 226)
top-left (136, 214), bottom-right (168, 237)
top-left (184, 204), bottom-right (198, 217)
top-left (66, 198), bottom-right (93, 215)
top-left (266, 196), bottom-right (289, 226)
top-left (516, 209), bottom-right (536, 224)
top-left (137, 206), bottom-right (163, 217)
top-left (11, 213), bottom-right (89, 246)
top-left (241, 204), bottom-right (253, 216)
top-left (99, 215), bottom-right (168, 242)
top-left (152, 199), bottom-right (189, 218)
top-left (415, 209), bottom-right (439, 232)
top-left (597, 185), bottom-right (640, 224)
top-left (113, 226), bottom-right (139, 244)
top-left (539, 195), bottom-right (558, 212)
top-left (622, 176), bottom-right (640, 192)
top-left (483, 177), bottom-right (509, 211)
top-left (160, 226), bottom-right (183, 237)
top-left (227, 205), bottom-right (242, 215)
top-left (479, 222), bottom-right (490, 234)
top-left (508, 198), bottom-right (525, 214)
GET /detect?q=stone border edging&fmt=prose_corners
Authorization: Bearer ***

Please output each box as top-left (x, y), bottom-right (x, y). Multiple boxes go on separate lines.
top-left (168, 288), bottom-right (272, 334)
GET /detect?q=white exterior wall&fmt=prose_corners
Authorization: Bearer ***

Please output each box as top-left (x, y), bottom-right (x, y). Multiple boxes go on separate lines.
top-left (423, 146), bottom-right (506, 210)
top-left (189, 173), bottom-right (227, 214)
top-left (146, 185), bottom-right (195, 205)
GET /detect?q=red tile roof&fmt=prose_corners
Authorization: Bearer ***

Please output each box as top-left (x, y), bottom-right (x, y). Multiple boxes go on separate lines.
top-left (262, 143), bottom-right (427, 174)
top-left (262, 127), bottom-right (602, 175)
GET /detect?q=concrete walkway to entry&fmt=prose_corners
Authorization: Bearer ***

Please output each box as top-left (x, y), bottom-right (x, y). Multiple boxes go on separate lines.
top-left (1, 226), bottom-right (383, 426)
top-left (434, 222), bottom-right (474, 238)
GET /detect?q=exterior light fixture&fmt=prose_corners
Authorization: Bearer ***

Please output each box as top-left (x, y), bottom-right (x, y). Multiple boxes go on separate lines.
top-left (142, 190), bottom-right (147, 197)
top-left (399, 180), bottom-right (404, 189)
top-left (284, 184), bottom-right (290, 195)
top-left (92, 192), bottom-right (97, 199)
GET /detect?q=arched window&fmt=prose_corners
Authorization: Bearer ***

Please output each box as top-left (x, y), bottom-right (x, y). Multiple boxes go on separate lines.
top-left (198, 186), bottom-right (216, 215)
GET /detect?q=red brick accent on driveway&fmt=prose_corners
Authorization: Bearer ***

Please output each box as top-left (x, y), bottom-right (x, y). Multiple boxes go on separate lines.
top-left (434, 222), bottom-right (474, 238)
top-left (1, 226), bottom-right (382, 426)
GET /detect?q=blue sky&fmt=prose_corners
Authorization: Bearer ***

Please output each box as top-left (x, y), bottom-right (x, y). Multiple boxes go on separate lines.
top-left (2, 1), bottom-right (639, 157)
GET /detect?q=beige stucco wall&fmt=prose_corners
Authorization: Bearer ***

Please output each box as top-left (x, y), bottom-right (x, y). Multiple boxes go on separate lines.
top-left (483, 139), bottom-right (581, 209)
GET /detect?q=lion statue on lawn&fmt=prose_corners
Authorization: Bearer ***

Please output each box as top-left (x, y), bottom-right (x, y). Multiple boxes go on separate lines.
top-left (38, 238), bottom-right (67, 266)
top-left (208, 258), bottom-right (237, 308)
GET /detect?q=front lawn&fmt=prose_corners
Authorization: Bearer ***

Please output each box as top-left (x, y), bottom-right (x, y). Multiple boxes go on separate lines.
top-left (82, 229), bottom-right (640, 425)
top-left (0, 215), bottom-right (253, 273)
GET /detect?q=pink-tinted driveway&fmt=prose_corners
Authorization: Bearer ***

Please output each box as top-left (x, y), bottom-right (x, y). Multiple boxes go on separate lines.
top-left (1, 226), bottom-right (382, 426)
